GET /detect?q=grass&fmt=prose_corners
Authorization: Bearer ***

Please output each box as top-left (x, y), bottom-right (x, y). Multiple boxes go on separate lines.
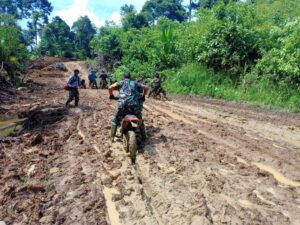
top-left (163, 63), bottom-right (300, 112)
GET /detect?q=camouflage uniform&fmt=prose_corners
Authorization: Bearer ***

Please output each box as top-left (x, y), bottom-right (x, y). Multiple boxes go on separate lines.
top-left (148, 76), bottom-right (166, 97)
top-left (112, 79), bottom-right (144, 126)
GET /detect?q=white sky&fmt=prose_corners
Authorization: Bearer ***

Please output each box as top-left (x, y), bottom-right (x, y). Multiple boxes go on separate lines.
top-left (53, 0), bottom-right (146, 27)
top-left (51, 0), bottom-right (190, 27)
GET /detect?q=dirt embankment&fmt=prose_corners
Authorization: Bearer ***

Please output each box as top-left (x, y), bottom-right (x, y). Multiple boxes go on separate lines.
top-left (1, 58), bottom-right (300, 225)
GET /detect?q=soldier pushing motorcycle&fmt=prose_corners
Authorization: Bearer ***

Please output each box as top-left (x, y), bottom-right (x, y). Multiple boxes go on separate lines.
top-left (108, 72), bottom-right (148, 144)
top-left (148, 72), bottom-right (167, 99)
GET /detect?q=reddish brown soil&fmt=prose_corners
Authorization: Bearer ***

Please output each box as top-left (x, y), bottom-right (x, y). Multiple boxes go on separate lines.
top-left (0, 59), bottom-right (299, 225)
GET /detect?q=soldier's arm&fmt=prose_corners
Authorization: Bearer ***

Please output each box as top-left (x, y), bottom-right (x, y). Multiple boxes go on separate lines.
top-left (139, 84), bottom-right (148, 96)
top-left (108, 82), bottom-right (120, 95)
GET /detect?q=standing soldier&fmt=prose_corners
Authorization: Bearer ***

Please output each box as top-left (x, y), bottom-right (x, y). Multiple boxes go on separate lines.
top-left (99, 70), bottom-right (108, 89)
top-left (88, 69), bottom-right (98, 89)
top-left (65, 69), bottom-right (81, 107)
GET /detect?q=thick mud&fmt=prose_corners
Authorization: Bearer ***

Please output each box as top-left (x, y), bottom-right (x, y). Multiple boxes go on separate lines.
top-left (0, 59), bottom-right (299, 225)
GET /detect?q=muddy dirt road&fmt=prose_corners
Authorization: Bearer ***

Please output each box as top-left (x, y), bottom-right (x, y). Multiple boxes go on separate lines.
top-left (1, 60), bottom-right (300, 225)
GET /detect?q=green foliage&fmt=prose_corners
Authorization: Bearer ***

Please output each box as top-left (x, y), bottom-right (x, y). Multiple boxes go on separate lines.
top-left (254, 18), bottom-right (300, 88)
top-left (0, 0), bottom-right (52, 84)
top-left (157, 24), bottom-right (178, 68)
top-left (90, 0), bottom-right (300, 111)
top-left (72, 16), bottom-right (96, 58)
top-left (0, 14), bottom-right (28, 83)
top-left (113, 65), bottom-right (129, 80)
top-left (142, 0), bottom-right (187, 24)
top-left (196, 20), bottom-right (260, 77)
top-left (90, 22), bottom-right (122, 67)
top-left (195, 2), bottom-right (260, 78)
top-left (38, 16), bottom-right (74, 58)
top-left (26, 0), bottom-right (53, 49)
top-left (164, 63), bottom-right (300, 112)
top-left (121, 4), bottom-right (148, 31)
top-left (0, 0), bottom-right (53, 50)
top-left (0, 0), bottom-right (52, 20)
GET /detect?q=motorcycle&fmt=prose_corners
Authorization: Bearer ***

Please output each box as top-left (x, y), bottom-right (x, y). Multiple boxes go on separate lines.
top-left (80, 79), bottom-right (87, 89)
top-left (99, 78), bottom-right (108, 89)
top-left (121, 114), bottom-right (141, 164)
top-left (149, 86), bottom-right (168, 100)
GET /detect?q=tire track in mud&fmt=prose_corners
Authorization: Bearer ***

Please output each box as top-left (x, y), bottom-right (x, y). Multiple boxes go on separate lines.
top-left (147, 101), bottom-right (300, 184)
top-left (165, 100), bottom-right (300, 149)
top-left (140, 100), bottom-right (300, 225)
top-left (60, 62), bottom-right (300, 225)
top-left (63, 61), bottom-right (162, 225)
top-left (72, 94), bottom-right (160, 225)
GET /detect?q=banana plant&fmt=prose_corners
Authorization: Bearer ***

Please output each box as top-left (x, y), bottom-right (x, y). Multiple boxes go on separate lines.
top-left (156, 25), bottom-right (176, 68)
top-left (161, 25), bottom-right (175, 56)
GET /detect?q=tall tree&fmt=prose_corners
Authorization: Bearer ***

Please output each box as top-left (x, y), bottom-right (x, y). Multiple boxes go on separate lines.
top-left (0, 0), bottom-right (53, 49)
top-left (141, 0), bottom-right (187, 25)
top-left (0, 14), bottom-right (28, 83)
top-left (26, 0), bottom-right (52, 49)
top-left (39, 16), bottom-right (74, 58)
top-left (200, 0), bottom-right (240, 9)
top-left (72, 16), bottom-right (96, 58)
top-left (121, 4), bottom-right (136, 16)
top-left (0, 0), bottom-right (52, 20)
top-left (121, 4), bottom-right (148, 30)
top-left (187, 0), bottom-right (200, 21)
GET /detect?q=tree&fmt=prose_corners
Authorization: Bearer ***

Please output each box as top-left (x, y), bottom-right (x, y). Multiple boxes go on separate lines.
top-left (72, 16), bottom-right (96, 58)
top-left (39, 16), bottom-right (74, 58)
top-left (0, 14), bottom-right (28, 83)
top-left (141, 0), bottom-right (187, 25)
top-left (121, 4), bottom-right (148, 30)
top-left (90, 22), bottom-right (123, 68)
top-left (200, 0), bottom-right (241, 9)
top-left (121, 4), bottom-right (136, 16)
top-left (26, 0), bottom-right (52, 49)
top-left (0, 0), bottom-right (53, 50)
top-left (0, 0), bottom-right (52, 49)
top-left (187, 0), bottom-right (200, 21)
top-left (0, 0), bottom-right (52, 20)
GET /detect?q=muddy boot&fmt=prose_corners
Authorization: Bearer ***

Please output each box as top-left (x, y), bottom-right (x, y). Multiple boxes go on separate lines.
top-left (65, 99), bottom-right (72, 107)
top-left (110, 124), bottom-right (117, 143)
top-left (140, 122), bottom-right (148, 143)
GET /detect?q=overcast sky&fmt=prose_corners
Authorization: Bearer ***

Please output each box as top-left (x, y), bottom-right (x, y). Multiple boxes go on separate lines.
top-left (50, 0), bottom-right (189, 27)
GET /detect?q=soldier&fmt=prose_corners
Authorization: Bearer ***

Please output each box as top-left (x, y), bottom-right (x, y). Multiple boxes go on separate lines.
top-left (108, 72), bottom-right (148, 142)
top-left (65, 69), bottom-right (81, 107)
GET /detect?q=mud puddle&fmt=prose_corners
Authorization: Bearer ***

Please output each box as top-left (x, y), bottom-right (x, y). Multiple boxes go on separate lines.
top-left (103, 187), bottom-right (123, 225)
top-left (253, 162), bottom-right (300, 187)
top-left (0, 116), bottom-right (22, 137)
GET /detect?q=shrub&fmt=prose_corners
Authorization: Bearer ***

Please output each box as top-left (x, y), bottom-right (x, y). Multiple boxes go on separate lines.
top-left (254, 18), bottom-right (300, 88)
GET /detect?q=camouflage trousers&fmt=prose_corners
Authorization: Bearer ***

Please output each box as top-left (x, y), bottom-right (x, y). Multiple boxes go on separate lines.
top-left (112, 103), bottom-right (143, 126)
top-left (66, 87), bottom-right (79, 106)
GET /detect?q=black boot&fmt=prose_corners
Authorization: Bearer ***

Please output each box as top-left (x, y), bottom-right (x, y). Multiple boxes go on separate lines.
top-left (110, 124), bottom-right (117, 143)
